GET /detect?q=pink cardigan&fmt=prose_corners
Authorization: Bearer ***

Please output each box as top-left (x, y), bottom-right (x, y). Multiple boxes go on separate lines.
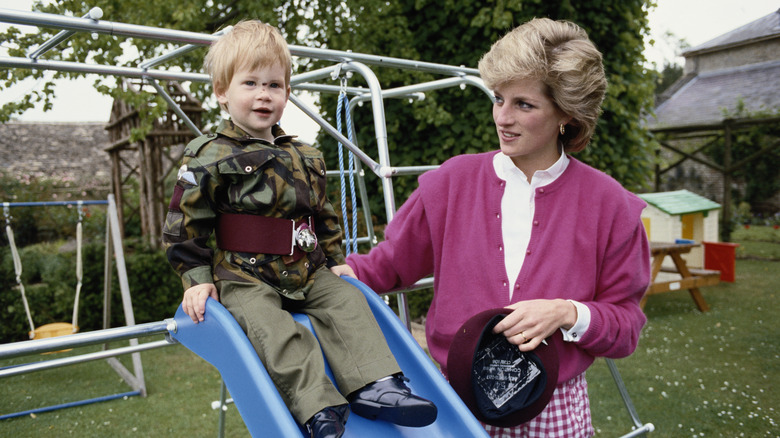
top-left (347, 151), bottom-right (650, 382)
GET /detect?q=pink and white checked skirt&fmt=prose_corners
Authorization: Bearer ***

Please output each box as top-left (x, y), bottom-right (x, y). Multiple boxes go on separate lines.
top-left (483, 373), bottom-right (594, 438)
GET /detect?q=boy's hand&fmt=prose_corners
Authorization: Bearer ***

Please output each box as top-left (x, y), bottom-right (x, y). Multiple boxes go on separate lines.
top-left (330, 264), bottom-right (357, 279)
top-left (182, 283), bottom-right (218, 324)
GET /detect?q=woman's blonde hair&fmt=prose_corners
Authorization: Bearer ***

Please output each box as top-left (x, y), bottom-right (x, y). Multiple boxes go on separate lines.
top-left (478, 18), bottom-right (607, 152)
top-left (205, 20), bottom-right (292, 98)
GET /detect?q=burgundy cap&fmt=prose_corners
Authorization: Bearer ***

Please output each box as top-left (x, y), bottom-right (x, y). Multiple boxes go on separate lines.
top-left (447, 308), bottom-right (559, 427)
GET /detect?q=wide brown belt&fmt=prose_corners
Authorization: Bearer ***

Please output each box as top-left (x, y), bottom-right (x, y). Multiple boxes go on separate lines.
top-left (216, 213), bottom-right (317, 262)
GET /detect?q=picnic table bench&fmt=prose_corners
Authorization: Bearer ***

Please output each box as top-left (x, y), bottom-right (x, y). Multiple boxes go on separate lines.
top-left (641, 242), bottom-right (721, 312)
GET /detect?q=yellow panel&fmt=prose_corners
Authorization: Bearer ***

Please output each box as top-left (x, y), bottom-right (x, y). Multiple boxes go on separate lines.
top-left (681, 214), bottom-right (694, 240)
top-left (642, 217), bottom-right (651, 240)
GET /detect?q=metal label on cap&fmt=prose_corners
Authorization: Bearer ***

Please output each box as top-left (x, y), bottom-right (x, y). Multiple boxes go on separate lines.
top-left (473, 336), bottom-right (542, 409)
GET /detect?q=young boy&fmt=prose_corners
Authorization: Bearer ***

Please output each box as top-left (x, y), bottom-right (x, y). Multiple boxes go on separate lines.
top-left (162, 20), bottom-right (436, 438)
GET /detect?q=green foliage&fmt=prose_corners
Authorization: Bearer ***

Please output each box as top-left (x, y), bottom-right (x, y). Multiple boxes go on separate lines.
top-left (706, 103), bottom-right (780, 217)
top-left (316, 0), bottom-right (658, 220)
top-left (655, 61), bottom-right (684, 97)
top-left (3, 1), bottom-right (656, 218)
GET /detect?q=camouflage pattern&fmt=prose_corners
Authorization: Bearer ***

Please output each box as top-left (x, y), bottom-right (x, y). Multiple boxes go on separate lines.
top-left (162, 120), bottom-right (345, 300)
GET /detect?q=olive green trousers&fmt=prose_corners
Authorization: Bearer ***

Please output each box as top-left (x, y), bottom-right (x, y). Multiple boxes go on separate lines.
top-left (218, 266), bottom-right (401, 424)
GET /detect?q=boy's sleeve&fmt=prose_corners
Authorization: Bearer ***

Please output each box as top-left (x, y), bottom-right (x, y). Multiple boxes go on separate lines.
top-left (162, 154), bottom-right (218, 289)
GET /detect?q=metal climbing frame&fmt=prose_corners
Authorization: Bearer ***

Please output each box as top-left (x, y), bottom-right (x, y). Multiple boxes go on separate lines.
top-left (0, 8), bottom-right (653, 436)
top-left (0, 195), bottom-right (152, 420)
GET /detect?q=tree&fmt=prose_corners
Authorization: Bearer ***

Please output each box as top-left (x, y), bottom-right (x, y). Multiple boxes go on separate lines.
top-left (2, 0), bottom-right (657, 215)
top-left (655, 61), bottom-right (684, 97)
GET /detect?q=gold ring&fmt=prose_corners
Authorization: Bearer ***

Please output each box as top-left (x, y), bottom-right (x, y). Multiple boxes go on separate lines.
top-left (520, 332), bottom-right (527, 342)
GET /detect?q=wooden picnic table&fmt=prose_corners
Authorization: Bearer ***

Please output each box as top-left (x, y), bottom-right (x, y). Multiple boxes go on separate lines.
top-left (641, 242), bottom-right (721, 312)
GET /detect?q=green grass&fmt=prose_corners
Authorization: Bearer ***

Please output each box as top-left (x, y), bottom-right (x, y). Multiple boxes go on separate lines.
top-left (1, 341), bottom-right (251, 437)
top-left (2, 228), bottom-right (778, 437)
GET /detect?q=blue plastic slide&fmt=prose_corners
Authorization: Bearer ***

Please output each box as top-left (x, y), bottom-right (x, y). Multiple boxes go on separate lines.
top-left (169, 276), bottom-right (489, 437)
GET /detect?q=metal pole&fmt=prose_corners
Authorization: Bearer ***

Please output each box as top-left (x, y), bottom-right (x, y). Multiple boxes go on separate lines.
top-left (340, 62), bottom-right (397, 220)
top-left (2, 200), bottom-right (108, 207)
top-left (146, 78), bottom-right (202, 136)
top-left (1, 8), bottom-right (479, 76)
top-left (0, 339), bottom-right (172, 378)
top-left (27, 7), bottom-right (103, 59)
top-left (288, 93), bottom-right (380, 174)
top-left (0, 320), bottom-right (173, 360)
top-left (0, 55), bottom-right (207, 83)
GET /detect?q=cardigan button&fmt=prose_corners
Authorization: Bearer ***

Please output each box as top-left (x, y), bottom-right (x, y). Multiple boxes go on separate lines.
top-left (526, 249), bottom-right (531, 255)
top-left (499, 245), bottom-right (503, 252)
top-left (496, 213), bottom-right (500, 219)
top-left (533, 220), bottom-right (539, 226)
top-left (538, 188), bottom-right (545, 194)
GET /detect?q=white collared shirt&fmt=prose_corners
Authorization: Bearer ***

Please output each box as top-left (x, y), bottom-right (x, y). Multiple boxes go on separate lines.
top-left (492, 151), bottom-right (590, 342)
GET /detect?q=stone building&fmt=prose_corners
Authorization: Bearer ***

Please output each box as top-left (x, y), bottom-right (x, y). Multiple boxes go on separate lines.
top-left (647, 9), bottom-right (780, 221)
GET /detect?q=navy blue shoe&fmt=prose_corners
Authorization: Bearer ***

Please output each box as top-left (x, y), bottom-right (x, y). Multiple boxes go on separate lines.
top-left (306, 404), bottom-right (349, 438)
top-left (348, 374), bottom-right (437, 427)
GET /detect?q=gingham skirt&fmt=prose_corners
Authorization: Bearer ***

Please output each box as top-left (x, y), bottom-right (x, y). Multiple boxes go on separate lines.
top-left (483, 373), bottom-right (594, 438)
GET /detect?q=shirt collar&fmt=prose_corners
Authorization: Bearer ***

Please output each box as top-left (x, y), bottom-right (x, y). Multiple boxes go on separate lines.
top-left (493, 147), bottom-right (570, 185)
top-left (216, 119), bottom-right (296, 145)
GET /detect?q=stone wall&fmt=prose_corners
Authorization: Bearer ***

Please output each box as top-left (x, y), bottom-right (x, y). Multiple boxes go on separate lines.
top-left (0, 122), bottom-right (111, 186)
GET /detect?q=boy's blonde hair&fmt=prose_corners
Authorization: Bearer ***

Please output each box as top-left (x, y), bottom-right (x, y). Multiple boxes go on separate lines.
top-left (478, 18), bottom-right (607, 152)
top-left (205, 20), bottom-right (292, 96)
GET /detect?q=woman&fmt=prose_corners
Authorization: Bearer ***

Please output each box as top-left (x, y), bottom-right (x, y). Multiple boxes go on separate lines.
top-left (334, 17), bottom-right (650, 437)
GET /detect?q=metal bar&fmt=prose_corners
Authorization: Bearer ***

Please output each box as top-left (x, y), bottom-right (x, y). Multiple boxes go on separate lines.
top-left (0, 390), bottom-right (141, 421)
top-left (606, 358), bottom-right (655, 436)
top-left (340, 62), bottom-right (397, 219)
top-left (146, 78), bottom-right (202, 136)
top-left (289, 65), bottom-right (340, 86)
top-left (27, 7), bottom-right (103, 59)
top-left (1, 200), bottom-right (108, 207)
top-left (0, 320), bottom-right (173, 360)
top-left (386, 165), bottom-right (439, 176)
top-left (0, 55), bottom-right (207, 82)
top-left (0, 339), bottom-right (172, 378)
top-left (1, 9), bottom-right (479, 76)
top-left (217, 381), bottom-right (228, 438)
top-left (287, 93), bottom-right (381, 174)
top-left (138, 26), bottom-right (232, 70)
top-left (0, 8), bottom-right (216, 45)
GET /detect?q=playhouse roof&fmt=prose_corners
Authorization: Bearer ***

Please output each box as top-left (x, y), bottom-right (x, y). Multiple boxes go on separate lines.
top-left (638, 190), bottom-right (721, 216)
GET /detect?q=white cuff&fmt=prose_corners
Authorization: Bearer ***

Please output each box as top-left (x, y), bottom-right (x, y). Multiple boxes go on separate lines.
top-left (560, 300), bottom-right (590, 342)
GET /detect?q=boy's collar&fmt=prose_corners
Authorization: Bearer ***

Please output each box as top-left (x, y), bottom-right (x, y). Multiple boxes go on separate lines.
top-left (216, 119), bottom-right (296, 145)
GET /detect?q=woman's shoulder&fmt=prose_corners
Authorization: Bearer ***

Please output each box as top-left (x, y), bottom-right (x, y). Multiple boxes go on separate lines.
top-left (566, 158), bottom-right (646, 209)
top-left (421, 151), bottom-right (497, 183)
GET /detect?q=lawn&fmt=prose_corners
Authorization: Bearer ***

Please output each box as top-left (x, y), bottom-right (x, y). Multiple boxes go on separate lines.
top-left (2, 228), bottom-right (778, 437)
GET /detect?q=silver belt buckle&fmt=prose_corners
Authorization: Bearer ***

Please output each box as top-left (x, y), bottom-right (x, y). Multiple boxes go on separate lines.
top-left (294, 221), bottom-right (318, 253)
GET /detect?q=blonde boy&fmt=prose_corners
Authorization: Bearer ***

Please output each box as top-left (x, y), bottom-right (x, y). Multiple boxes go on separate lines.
top-left (162, 20), bottom-right (436, 438)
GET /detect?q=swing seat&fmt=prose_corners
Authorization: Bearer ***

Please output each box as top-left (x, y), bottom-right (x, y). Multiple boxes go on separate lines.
top-left (33, 322), bottom-right (79, 339)
top-left (33, 322), bottom-right (79, 353)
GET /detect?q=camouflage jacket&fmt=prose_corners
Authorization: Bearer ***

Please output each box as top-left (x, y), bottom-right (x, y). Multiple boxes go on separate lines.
top-left (162, 120), bottom-right (345, 300)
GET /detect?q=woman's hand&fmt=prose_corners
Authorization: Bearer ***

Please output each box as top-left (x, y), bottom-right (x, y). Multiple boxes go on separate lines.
top-left (182, 283), bottom-right (218, 324)
top-left (492, 299), bottom-right (577, 351)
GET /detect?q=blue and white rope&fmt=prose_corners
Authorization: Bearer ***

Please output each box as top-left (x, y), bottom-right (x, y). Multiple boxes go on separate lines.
top-left (336, 92), bottom-right (359, 256)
